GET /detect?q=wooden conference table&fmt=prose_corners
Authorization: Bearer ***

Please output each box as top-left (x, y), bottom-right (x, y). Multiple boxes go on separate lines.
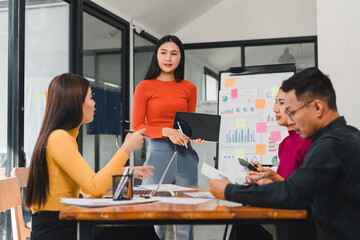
top-left (60, 186), bottom-right (307, 240)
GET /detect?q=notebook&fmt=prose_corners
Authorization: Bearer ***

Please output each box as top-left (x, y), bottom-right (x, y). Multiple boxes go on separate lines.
top-left (133, 151), bottom-right (177, 198)
top-left (173, 112), bottom-right (221, 142)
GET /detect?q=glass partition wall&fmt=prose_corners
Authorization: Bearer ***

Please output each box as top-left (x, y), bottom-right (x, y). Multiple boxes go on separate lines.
top-left (0, 1), bottom-right (8, 178)
top-left (24, 0), bottom-right (70, 168)
top-left (0, 2), bottom-right (9, 239)
top-left (82, 12), bottom-right (125, 171)
top-left (133, 34), bottom-right (156, 183)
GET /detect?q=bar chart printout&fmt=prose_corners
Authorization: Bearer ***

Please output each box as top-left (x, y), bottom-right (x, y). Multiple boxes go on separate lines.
top-left (225, 128), bottom-right (255, 143)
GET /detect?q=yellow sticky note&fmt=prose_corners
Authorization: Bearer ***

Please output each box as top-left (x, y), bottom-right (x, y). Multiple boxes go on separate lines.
top-left (255, 99), bottom-right (266, 109)
top-left (234, 148), bottom-right (245, 159)
top-left (255, 144), bottom-right (266, 155)
top-left (235, 117), bottom-right (246, 128)
top-left (34, 92), bottom-right (40, 103)
top-left (271, 86), bottom-right (280, 96)
top-left (224, 78), bottom-right (235, 88)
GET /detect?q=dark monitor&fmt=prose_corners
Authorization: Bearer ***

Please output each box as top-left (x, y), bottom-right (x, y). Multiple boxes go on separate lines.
top-left (173, 112), bottom-right (221, 142)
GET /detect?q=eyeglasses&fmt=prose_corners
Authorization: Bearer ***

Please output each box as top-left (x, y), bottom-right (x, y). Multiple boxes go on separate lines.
top-left (284, 100), bottom-right (313, 119)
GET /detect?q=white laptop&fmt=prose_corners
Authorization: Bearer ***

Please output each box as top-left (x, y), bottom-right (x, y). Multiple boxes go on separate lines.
top-left (133, 151), bottom-right (177, 198)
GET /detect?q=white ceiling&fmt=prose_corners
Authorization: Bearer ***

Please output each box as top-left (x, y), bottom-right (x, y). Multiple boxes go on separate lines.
top-left (100, 0), bottom-right (224, 36)
top-left (92, 0), bottom-right (316, 72)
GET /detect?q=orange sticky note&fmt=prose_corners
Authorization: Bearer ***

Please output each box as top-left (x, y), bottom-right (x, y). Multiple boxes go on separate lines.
top-left (44, 91), bottom-right (48, 101)
top-left (224, 78), bottom-right (235, 88)
top-left (255, 144), bottom-right (266, 155)
top-left (255, 99), bottom-right (266, 109)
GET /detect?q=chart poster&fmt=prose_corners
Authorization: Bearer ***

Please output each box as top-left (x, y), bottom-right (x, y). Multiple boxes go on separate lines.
top-left (218, 69), bottom-right (294, 182)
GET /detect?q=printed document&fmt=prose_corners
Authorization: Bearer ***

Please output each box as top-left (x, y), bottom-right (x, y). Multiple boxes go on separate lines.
top-left (201, 163), bottom-right (242, 184)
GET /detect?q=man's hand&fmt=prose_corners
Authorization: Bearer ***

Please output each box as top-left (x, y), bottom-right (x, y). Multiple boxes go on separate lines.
top-left (208, 178), bottom-right (231, 200)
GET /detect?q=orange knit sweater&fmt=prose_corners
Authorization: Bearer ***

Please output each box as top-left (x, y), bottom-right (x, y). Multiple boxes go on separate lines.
top-left (132, 79), bottom-right (197, 138)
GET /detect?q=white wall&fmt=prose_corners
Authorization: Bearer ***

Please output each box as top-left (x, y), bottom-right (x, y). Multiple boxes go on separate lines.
top-left (317, 0), bottom-right (360, 129)
top-left (176, 0), bottom-right (317, 43)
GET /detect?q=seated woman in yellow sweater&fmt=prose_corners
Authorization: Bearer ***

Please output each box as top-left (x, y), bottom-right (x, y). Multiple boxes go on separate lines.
top-left (25, 73), bottom-right (159, 240)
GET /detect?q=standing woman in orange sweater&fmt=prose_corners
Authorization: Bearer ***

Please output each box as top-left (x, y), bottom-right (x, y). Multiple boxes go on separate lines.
top-left (132, 35), bottom-right (202, 240)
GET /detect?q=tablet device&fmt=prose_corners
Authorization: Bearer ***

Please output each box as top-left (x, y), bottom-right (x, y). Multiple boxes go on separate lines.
top-left (173, 112), bottom-right (221, 142)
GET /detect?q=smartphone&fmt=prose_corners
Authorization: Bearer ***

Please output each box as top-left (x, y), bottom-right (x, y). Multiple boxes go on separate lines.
top-left (238, 158), bottom-right (258, 172)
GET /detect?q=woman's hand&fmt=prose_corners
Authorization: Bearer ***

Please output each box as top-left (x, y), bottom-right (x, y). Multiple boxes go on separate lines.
top-left (162, 127), bottom-right (189, 146)
top-left (120, 128), bottom-right (146, 155)
top-left (129, 165), bottom-right (155, 180)
top-left (190, 138), bottom-right (205, 144)
top-left (248, 161), bottom-right (284, 182)
top-left (246, 172), bottom-right (274, 185)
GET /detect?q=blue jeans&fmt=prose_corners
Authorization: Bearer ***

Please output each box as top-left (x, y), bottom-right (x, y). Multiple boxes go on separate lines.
top-left (142, 138), bottom-right (199, 240)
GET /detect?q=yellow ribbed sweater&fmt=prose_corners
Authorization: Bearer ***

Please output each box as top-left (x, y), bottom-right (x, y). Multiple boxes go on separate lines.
top-left (31, 129), bottom-right (129, 212)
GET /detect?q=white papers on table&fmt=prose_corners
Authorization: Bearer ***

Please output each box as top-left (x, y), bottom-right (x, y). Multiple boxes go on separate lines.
top-left (134, 184), bottom-right (194, 191)
top-left (60, 197), bottom-right (156, 208)
top-left (184, 192), bottom-right (215, 199)
top-left (151, 197), bottom-right (212, 204)
top-left (183, 192), bottom-right (242, 207)
top-left (217, 200), bottom-right (243, 207)
top-left (201, 163), bottom-right (242, 184)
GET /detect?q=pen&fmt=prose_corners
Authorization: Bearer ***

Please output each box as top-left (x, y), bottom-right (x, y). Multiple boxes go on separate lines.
top-left (125, 129), bottom-right (152, 138)
top-left (177, 122), bottom-right (188, 149)
top-left (113, 167), bottom-right (129, 200)
top-left (250, 173), bottom-right (271, 183)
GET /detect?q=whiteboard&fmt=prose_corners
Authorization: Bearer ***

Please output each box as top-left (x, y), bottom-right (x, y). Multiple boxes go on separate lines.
top-left (218, 70), bottom-right (294, 183)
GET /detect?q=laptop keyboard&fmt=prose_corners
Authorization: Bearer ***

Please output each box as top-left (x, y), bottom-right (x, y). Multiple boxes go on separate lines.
top-left (133, 189), bottom-right (153, 195)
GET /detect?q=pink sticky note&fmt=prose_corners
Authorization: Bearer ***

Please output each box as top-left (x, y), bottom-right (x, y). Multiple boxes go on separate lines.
top-left (256, 122), bottom-right (267, 133)
top-left (231, 89), bottom-right (238, 99)
top-left (270, 131), bottom-right (281, 141)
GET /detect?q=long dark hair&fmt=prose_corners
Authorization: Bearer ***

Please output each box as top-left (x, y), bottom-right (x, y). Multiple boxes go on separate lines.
top-left (144, 35), bottom-right (185, 82)
top-left (25, 73), bottom-right (89, 209)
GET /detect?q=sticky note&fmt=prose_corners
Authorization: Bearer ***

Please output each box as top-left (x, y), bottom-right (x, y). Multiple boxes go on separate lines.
top-left (255, 144), bottom-right (266, 155)
top-left (236, 117), bottom-right (246, 128)
top-left (256, 122), bottom-right (267, 132)
top-left (255, 99), bottom-right (266, 109)
top-left (271, 86), bottom-right (280, 96)
top-left (231, 89), bottom-right (238, 99)
top-left (34, 92), bottom-right (40, 103)
top-left (224, 78), bottom-right (235, 88)
top-left (270, 131), bottom-right (281, 141)
top-left (44, 91), bottom-right (48, 101)
top-left (234, 148), bottom-right (245, 159)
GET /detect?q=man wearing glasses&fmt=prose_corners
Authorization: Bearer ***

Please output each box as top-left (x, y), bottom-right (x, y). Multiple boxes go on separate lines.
top-left (209, 67), bottom-right (360, 240)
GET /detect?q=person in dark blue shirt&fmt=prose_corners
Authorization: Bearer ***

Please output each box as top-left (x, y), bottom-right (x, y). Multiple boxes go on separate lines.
top-left (210, 67), bottom-right (360, 240)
